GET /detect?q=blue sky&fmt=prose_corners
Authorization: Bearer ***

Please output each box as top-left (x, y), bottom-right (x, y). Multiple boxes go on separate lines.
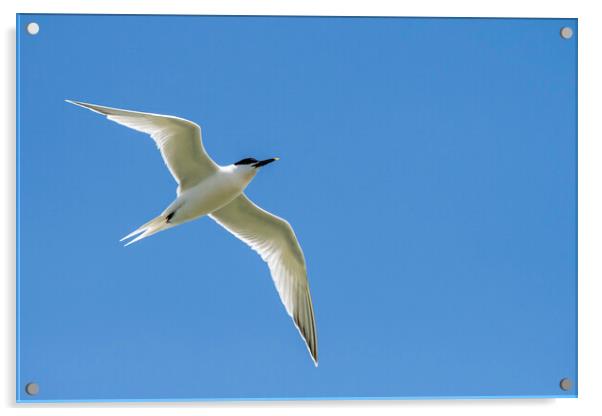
top-left (18, 15), bottom-right (577, 401)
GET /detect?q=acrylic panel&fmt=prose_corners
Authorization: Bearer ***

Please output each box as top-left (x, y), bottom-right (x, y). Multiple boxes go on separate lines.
top-left (16, 14), bottom-right (577, 402)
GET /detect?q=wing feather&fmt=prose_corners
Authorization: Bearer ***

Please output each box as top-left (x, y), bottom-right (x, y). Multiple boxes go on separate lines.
top-left (66, 100), bottom-right (219, 192)
top-left (210, 194), bottom-right (318, 365)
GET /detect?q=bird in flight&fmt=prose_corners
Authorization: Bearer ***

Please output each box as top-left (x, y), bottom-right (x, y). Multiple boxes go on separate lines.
top-left (66, 100), bottom-right (318, 366)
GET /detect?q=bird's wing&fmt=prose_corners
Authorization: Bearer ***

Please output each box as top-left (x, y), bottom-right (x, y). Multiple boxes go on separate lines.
top-left (66, 100), bottom-right (219, 192)
top-left (210, 194), bottom-right (318, 365)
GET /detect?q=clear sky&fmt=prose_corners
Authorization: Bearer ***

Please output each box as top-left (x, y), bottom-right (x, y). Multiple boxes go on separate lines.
top-left (17, 15), bottom-right (577, 401)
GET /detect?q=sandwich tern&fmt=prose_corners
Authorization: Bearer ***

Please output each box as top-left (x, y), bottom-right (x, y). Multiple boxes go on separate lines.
top-left (66, 100), bottom-right (318, 366)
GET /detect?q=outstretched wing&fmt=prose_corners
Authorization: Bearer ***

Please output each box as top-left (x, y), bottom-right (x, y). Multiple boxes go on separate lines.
top-left (66, 100), bottom-right (219, 192)
top-left (210, 194), bottom-right (318, 365)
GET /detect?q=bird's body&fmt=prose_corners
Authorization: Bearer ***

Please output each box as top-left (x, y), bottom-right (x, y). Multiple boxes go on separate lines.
top-left (175, 164), bottom-right (256, 222)
top-left (120, 164), bottom-right (257, 244)
top-left (138, 164), bottom-right (256, 239)
top-left (67, 100), bottom-right (318, 365)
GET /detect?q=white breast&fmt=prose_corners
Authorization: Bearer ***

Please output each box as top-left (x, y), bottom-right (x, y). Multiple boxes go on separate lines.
top-left (169, 165), bottom-right (257, 224)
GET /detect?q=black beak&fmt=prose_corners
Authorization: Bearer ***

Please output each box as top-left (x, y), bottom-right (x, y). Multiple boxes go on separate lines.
top-left (253, 157), bottom-right (279, 168)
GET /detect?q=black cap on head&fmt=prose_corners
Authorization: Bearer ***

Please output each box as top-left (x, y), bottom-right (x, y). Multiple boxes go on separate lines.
top-left (234, 158), bottom-right (258, 166)
top-left (234, 157), bottom-right (279, 168)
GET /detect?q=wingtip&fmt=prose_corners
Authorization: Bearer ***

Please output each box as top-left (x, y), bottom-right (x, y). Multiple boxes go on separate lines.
top-left (65, 99), bottom-right (85, 108)
top-left (64, 99), bottom-right (117, 116)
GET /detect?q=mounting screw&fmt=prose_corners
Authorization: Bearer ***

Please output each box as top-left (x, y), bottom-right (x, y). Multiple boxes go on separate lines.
top-left (559, 377), bottom-right (572, 391)
top-left (26, 22), bottom-right (40, 35)
top-left (25, 382), bottom-right (39, 396)
top-left (560, 27), bottom-right (573, 40)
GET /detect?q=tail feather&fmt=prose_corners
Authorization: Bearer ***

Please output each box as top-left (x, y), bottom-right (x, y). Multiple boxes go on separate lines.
top-left (121, 215), bottom-right (172, 246)
top-left (120, 217), bottom-right (159, 242)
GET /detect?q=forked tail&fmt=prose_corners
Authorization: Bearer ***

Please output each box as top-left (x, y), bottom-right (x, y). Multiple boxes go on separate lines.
top-left (120, 215), bottom-right (173, 246)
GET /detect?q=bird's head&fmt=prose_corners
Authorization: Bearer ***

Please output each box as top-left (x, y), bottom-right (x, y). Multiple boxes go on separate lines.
top-left (233, 157), bottom-right (280, 170)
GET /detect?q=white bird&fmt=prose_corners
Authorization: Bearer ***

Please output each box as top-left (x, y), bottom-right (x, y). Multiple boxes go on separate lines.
top-left (66, 100), bottom-right (318, 366)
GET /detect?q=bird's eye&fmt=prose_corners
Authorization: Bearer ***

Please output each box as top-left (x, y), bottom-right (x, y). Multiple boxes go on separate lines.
top-left (234, 158), bottom-right (258, 165)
